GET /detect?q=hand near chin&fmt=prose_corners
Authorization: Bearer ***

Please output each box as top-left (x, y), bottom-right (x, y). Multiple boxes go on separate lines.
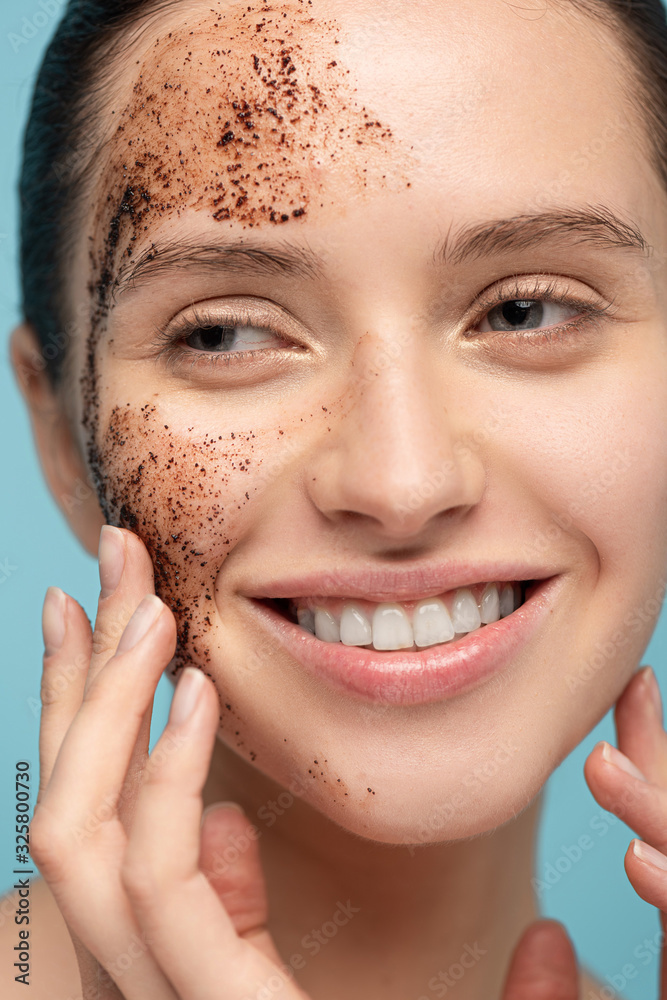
top-left (500, 664), bottom-right (667, 1000)
top-left (32, 526), bottom-right (309, 1000)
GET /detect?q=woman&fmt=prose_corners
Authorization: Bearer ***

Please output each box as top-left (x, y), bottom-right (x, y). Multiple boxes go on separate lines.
top-left (4, 0), bottom-right (667, 995)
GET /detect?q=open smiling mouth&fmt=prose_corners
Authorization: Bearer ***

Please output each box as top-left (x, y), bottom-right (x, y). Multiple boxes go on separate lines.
top-left (256, 580), bottom-right (535, 653)
top-left (248, 576), bottom-right (558, 705)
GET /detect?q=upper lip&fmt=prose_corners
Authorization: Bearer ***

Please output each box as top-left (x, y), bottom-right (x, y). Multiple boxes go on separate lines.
top-left (242, 559), bottom-right (560, 604)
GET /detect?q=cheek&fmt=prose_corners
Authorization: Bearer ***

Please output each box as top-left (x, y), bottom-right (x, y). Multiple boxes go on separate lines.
top-left (496, 356), bottom-right (667, 576)
top-left (495, 358), bottom-right (667, 720)
top-left (95, 401), bottom-right (263, 677)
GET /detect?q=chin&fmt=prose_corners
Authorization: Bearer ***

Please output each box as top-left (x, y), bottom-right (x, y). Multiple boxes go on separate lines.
top-left (290, 766), bottom-right (544, 846)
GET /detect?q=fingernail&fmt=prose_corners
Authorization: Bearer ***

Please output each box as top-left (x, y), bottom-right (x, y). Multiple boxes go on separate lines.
top-left (632, 839), bottom-right (667, 871)
top-left (642, 666), bottom-right (663, 722)
top-left (169, 668), bottom-right (205, 727)
top-left (601, 741), bottom-right (647, 781)
top-left (98, 525), bottom-right (125, 599)
top-left (117, 594), bottom-right (163, 652)
top-left (201, 801), bottom-right (245, 823)
top-left (42, 586), bottom-right (67, 656)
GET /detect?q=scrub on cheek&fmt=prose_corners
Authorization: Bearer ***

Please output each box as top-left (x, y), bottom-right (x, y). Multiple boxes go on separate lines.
top-left (93, 400), bottom-right (260, 736)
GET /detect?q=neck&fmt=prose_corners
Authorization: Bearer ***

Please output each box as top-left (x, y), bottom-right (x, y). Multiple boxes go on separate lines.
top-left (203, 740), bottom-right (543, 1000)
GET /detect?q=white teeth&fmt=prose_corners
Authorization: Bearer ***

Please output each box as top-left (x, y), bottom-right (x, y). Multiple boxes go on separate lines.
top-left (299, 580), bottom-right (525, 650)
top-left (340, 604), bottom-right (373, 646)
top-left (479, 583), bottom-right (500, 624)
top-left (314, 609), bottom-right (340, 642)
top-left (499, 584), bottom-right (515, 618)
top-left (372, 603), bottom-right (414, 651)
top-left (413, 598), bottom-right (455, 648)
top-left (297, 607), bottom-right (316, 634)
top-left (450, 588), bottom-right (481, 633)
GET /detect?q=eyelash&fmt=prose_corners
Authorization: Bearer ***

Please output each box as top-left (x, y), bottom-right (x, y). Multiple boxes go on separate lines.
top-left (151, 278), bottom-right (615, 370)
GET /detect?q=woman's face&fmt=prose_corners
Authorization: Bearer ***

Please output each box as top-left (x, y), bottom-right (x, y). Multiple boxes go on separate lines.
top-left (63, 0), bottom-right (667, 844)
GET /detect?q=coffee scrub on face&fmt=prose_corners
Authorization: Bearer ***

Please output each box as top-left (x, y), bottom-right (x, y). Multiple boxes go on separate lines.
top-left (7, 0), bottom-right (667, 998)
top-left (79, 3), bottom-right (406, 692)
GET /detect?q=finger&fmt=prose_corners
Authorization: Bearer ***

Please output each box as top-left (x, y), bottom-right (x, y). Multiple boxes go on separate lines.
top-left (41, 595), bottom-right (176, 834)
top-left (30, 814), bottom-right (179, 1000)
top-left (37, 589), bottom-right (92, 800)
top-left (39, 589), bottom-right (128, 1000)
top-left (124, 670), bottom-right (304, 1000)
top-left (199, 803), bottom-right (285, 965)
top-left (584, 741), bottom-right (667, 853)
top-left (89, 526), bottom-right (160, 827)
top-left (614, 666), bottom-right (667, 787)
top-left (87, 526), bottom-right (157, 686)
top-left (622, 843), bottom-right (667, 998)
top-left (584, 665), bottom-right (667, 856)
top-left (33, 560), bottom-right (182, 999)
top-left (624, 838), bottom-right (667, 906)
top-left (500, 919), bottom-right (579, 1000)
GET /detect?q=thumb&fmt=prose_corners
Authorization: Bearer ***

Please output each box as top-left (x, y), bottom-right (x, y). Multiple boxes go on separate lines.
top-left (501, 919), bottom-right (579, 1000)
top-left (198, 802), bottom-right (285, 968)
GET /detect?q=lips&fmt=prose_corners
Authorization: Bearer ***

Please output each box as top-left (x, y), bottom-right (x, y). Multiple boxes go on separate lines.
top-left (242, 560), bottom-right (557, 604)
top-left (243, 572), bottom-right (563, 706)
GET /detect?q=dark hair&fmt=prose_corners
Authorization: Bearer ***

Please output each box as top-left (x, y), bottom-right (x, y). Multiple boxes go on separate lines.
top-left (18, 0), bottom-right (179, 390)
top-left (17, 0), bottom-right (667, 389)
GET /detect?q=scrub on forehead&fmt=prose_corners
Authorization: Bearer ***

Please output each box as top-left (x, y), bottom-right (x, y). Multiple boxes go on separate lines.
top-left (86, 0), bottom-right (401, 322)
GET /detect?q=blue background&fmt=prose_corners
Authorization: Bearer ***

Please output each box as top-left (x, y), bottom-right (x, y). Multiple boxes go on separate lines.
top-left (1, 4), bottom-right (667, 997)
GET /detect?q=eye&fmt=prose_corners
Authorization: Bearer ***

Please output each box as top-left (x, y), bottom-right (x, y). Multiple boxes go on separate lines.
top-left (478, 298), bottom-right (580, 334)
top-left (182, 322), bottom-right (283, 353)
top-left (152, 300), bottom-right (305, 373)
top-left (469, 276), bottom-right (614, 342)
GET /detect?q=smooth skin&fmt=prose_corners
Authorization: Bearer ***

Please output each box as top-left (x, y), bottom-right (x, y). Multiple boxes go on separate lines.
top-left (6, 0), bottom-right (667, 995)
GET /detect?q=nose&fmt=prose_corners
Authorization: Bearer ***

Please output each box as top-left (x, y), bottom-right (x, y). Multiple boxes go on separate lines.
top-left (306, 329), bottom-right (486, 543)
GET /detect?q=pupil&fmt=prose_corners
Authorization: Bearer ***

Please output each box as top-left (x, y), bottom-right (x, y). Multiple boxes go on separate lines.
top-left (495, 299), bottom-right (543, 331)
top-left (192, 325), bottom-right (236, 350)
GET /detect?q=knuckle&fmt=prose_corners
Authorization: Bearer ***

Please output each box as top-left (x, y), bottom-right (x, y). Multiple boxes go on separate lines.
top-left (30, 807), bottom-right (69, 877)
top-left (120, 855), bottom-right (164, 908)
top-left (90, 619), bottom-right (120, 659)
top-left (39, 676), bottom-right (60, 707)
top-left (40, 668), bottom-right (75, 707)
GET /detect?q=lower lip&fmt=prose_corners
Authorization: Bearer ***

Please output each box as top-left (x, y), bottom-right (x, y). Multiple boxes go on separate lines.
top-left (248, 576), bottom-right (562, 707)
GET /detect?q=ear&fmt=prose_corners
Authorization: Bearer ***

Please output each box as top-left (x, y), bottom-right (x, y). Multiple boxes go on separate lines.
top-left (9, 322), bottom-right (105, 557)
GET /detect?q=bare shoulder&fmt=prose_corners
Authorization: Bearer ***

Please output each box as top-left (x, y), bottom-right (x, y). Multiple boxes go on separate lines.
top-left (0, 877), bottom-right (79, 999)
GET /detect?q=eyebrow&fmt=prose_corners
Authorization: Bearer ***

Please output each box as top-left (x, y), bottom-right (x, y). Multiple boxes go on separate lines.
top-left (437, 204), bottom-right (651, 267)
top-left (110, 203), bottom-right (652, 304)
top-left (111, 239), bottom-right (323, 304)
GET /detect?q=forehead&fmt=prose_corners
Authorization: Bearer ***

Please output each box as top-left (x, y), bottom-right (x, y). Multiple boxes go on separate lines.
top-left (86, 0), bottom-right (662, 284)
top-left (92, 0), bottom-right (403, 241)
